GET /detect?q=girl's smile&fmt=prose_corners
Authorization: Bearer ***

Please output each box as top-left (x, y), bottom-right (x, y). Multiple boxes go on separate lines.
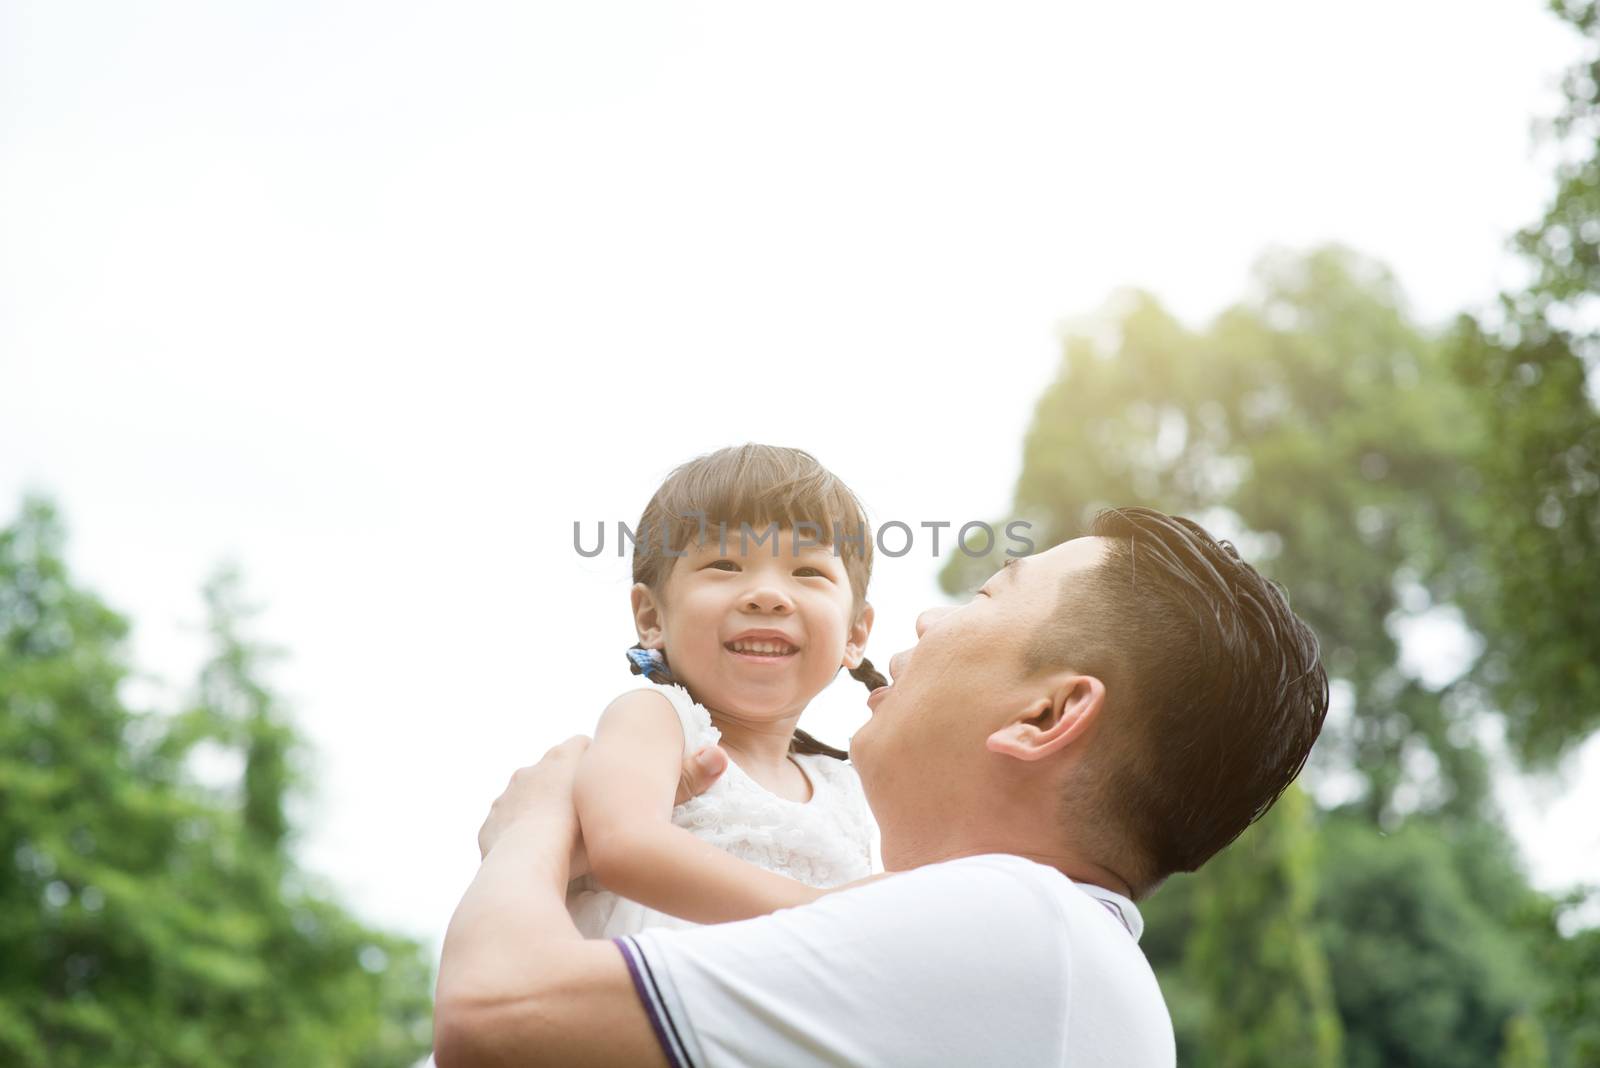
top-left (724, 628), bottom-right (802, 663)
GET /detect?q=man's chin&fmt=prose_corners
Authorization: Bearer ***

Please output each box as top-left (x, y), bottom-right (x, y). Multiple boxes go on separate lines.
top-left (846, 723), bottom-right (874, 766)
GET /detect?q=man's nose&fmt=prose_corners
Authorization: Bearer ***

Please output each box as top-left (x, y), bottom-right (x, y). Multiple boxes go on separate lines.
top-left (914, 605), bottom-right (955, 637)
top-left (888, 649), bottom-right (909, 681)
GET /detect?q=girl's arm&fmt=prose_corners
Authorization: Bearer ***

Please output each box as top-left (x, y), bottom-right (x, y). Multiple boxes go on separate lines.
top-left (574, 689), bottom-right (829, 925)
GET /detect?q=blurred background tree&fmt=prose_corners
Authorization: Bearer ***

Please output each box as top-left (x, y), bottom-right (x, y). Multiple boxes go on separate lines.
top-left (0, 498), bottom-right (432, 1067)
top-left (1181, 787), bottom-right (1342, 1068)
top-left (939, 6), bottom-right (1600, 1063)
top-left (1502, 1010), bottom-right (1554, 1068)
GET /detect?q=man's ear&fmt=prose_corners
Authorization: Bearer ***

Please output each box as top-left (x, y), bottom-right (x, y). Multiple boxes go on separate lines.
top-left (630, 583), bottom-right (665, 649)
top-left (842, 602), bottom-right (875, 669)
top-left (985, 674), bottom-right (1106, 762)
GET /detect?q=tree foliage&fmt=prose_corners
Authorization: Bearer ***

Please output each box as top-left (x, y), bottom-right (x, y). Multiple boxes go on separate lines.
top-left (1142, 808), bottom-right (1568, 1068)
top-left (1501, 1011), bottom-right (1553, 1068)
top-left (1182, 787), bottom-right (1342, 1068)
top-left (1313, 815), bottom-right (1544, 1068)
top-left (0, 498), bottom-right (432, 1067)
top-left (1514, 0), bottom-right (1600, 324)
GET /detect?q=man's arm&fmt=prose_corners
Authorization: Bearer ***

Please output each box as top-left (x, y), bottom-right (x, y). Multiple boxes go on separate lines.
top-left (434, 739), bottom-right (668, 1068)
top-left (434, 737), bottom-right (886, 1067)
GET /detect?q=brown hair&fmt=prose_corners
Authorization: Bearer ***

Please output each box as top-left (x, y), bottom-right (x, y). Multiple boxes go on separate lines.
top-left (1029, 507), bottom-right (1329, 890)
top-left (627, 443), bottom-right (887, 760)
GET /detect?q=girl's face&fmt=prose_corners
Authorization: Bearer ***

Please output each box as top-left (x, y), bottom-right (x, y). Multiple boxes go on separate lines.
top-left (632, 526), bottom-right (873, 721)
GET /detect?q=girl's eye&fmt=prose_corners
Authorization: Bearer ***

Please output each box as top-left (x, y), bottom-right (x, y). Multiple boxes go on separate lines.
top-left (707, 560), bottom-right (740, 571)
top-left (794, 567), bottom-right (826, 578)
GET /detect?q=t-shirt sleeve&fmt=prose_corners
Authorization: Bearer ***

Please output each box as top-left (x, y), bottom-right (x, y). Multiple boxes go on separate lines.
top-left (612, 855), bottom-right (1073, 1068)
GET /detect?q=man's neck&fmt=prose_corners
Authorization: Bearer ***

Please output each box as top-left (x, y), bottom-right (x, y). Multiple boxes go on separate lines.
top-left (884, 831), bottom-right (1137, 900)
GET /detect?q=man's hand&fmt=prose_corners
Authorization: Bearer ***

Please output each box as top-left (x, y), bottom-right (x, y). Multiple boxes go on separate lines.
top-left (675, 743), bottom-right (729, 806)
top-left (477, 739), bottom-right (731, 875)
top-left (478, 735), bottom-right (590, 867)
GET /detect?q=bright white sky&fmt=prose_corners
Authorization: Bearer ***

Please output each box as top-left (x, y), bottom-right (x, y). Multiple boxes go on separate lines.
top-left (3, 0), bottom-right (1596, 961)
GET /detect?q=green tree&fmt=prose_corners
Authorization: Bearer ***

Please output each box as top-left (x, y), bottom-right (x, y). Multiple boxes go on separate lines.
top-left (1523, 889), bottom-right (1600, 1068)
top-left (0, 497), bottom-right (432, 1066)
top-left (1484, 7), bottom-right (1600, 1056)
top-left (1501, 1011), bottom-right (1552, 1068)
top-left (1513, 0), bottom-right (1600, 323)
top-left (1143, 809), bottom-right (1566, 1068)
top-left (1449, 0), bottom-right (1600, 768)
top-left (1314, 814), bottom-right (1544, 1068)
top-left (1443, 315), bottom-right (1600, 764)
top-left (196, 565), bottom-right (297, 856)
top-left (1182, 787), bottom-right (1341, 1068)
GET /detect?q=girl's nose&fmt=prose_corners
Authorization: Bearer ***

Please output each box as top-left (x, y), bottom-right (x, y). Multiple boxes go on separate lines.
top-left (744, 585), bottom-right (794, 614)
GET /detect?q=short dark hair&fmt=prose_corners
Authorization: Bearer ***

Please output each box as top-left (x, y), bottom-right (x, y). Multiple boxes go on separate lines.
top-left (1029, 507), bottom-right (1329, 888)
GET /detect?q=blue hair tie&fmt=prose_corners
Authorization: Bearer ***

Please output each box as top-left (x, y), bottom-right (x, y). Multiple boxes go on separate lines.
top-left (626, 646), bottom-right (670, 680)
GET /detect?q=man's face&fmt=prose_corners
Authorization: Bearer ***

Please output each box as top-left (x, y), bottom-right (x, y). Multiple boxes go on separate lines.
top-left (849, 536), bottom-right (1111, 840)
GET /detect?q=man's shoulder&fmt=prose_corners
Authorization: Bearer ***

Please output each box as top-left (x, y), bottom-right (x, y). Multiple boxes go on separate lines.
top-left (855, 854), bottom-right (1153, 972)
top-left (901, 855), bottom-right (1171, 1056)
top-left (879, 852), bottom-right (1079, 905)
top-left (824, 853), bottom-right (1079, 940)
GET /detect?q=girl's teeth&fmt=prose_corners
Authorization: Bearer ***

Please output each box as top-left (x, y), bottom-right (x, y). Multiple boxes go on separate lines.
top-left (730, 641), bottom-right (794, 655)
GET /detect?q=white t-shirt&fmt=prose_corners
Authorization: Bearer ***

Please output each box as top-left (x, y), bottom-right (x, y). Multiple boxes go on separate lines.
top-left (613, 852), bottom-right (1175, 1067)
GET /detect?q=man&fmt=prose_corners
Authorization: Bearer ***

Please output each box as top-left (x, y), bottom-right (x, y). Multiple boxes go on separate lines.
top-left (435, 507), bottom-right (1329, 1067)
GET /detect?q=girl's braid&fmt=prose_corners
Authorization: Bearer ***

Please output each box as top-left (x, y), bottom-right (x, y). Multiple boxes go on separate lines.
top-left (625, 645), bottom-right (886, 763)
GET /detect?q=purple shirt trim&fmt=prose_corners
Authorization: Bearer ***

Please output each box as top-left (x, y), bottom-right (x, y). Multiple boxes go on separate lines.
top-left (612, 936), bottom-right (690, 1068)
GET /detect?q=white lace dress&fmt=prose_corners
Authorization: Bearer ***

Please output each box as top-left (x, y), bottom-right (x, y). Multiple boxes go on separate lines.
top-left (566, 681), bottom-right (880, 937)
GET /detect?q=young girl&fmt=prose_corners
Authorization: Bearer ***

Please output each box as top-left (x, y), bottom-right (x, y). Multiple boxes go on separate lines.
top-left (565, 443), bottom-right (889, 937)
